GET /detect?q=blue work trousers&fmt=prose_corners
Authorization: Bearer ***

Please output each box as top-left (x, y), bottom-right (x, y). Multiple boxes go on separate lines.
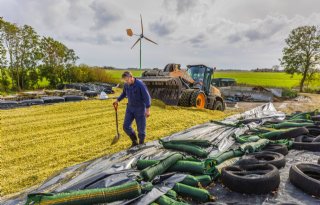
top-left (123, 106), bottom-right (146, 144)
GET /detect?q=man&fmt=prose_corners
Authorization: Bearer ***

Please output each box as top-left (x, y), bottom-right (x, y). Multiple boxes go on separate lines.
top-left (113, 71), bottom-right (151, 147)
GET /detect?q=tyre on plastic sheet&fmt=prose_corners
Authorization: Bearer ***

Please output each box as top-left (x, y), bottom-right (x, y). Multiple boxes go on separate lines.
top-left (295, 135), bottom-right (316, 142)
top-left (289, 163), bottom-right (320, 197)
top-left (312, 136), bottom-right (320, 142)
top-left (221, 164), bottom-right (280, 194)
top-left (247, 151), bottom-right (286, 169)
top-left (292, 141), bottom-right (320, 152)
top-left (262, 143), bottom-right (288, 156)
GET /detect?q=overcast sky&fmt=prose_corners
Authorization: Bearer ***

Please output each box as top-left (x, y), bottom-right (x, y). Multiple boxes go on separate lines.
top-left (0, 0), bottom-right (319, 69)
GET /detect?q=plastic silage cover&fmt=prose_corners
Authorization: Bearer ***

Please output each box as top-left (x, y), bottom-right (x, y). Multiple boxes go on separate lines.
top-left (2, 103), bottom-right (320, 205)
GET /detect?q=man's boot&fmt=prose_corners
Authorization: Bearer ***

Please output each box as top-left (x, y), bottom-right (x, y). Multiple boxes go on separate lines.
top-left (129, 133), bottom-right (138, 148)
top-left (138, 135), bottom-right (145, 145)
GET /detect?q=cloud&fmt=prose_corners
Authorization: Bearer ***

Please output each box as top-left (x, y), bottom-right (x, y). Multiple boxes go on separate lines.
top-left (188, 33), bottom-right (208, 48)
top-left (64, 33), bottom-right (108, 45)
top-left (176, 0), bottom-right (196, 15)
top-left (163, 0), bottom-right (215, 15)
top-left (111, 36), bottom-right (125, 42)
top-left (89, 0), bottom-right (122, 30)
top-left (66, 0), bottom-right (89, 23)
top-left (149, 17), bottom-right (176, 36)
top-left (1, 0), bottom-right (320, 69)
top-left (208, 15), bottom-right (295, 44)
top-left (163, 0), bottom-right (194, 15)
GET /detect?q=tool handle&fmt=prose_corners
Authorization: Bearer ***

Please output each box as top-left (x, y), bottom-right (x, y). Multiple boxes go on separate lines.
top-left (115, 111), bottom-right (119, 135)
top-left (114, 103), bottom-right (120, 135)
top-left (113, 102), bottom-right (118, 111)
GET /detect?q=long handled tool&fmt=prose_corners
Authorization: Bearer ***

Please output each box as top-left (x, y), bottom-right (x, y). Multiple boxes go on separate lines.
top-left (111, 103), bottom-right (120, 145)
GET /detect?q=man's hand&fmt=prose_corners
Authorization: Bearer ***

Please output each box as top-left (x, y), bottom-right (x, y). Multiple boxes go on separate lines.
top-left (113, 100), bottom-right (119, 109)
top-left (145, 108), bottom-right (150, 118)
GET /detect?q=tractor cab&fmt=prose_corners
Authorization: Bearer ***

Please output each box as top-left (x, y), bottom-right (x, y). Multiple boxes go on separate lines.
top-left (187, 65), bottom-right (213, 95)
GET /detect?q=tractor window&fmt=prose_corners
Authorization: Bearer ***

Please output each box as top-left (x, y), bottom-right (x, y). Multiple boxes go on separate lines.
top-left (187, 67), bottom-right (206, 82)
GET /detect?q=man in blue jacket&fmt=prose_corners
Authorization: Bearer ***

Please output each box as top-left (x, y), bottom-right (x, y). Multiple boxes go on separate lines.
top-left (113, 71), bottom-right (151, 147)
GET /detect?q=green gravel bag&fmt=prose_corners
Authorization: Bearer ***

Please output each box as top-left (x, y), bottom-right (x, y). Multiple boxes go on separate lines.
top-left (137, 160), bottom-right (213, 175)
top-left (166, 139), bottom-right (211, 147)
top-left (195, 175), bottom-right (212, 187)
top-left (266, 122), bottom-right (314, 129)
top-left (173, 183), bottom-right (214, 202)
top-left (181, 175), bottom-right (212, 187)
top-left (235, 135), bottom-right (261, 143)
top-left (287, 119), bottom-right (314, 123)
top-left (212, 157), bottom-right (241, 180)
top-left (240, 138), bottom-right (269, 153)
top-left (209, 149), bottom-right (244, 165)
top-left (260, 130), bottom-right (285, 139)
top-left (155, 194), bottom-right (189, 205)
top-left (140, 153), bottom-right (183, 181)
top-left (181, 175), bottom-right (201, 187)
top-left (136, 160), bottom-right (159, 170)
top-left (169, 160), bottom-right (208, 174)
top-left (288, 110), bottom-right (318, 120)
top-left (165, 189), bottom-right (177, 200)
top-left (161, 142), bottom-right (208, 158)
top-left (25, 181), bottom-right (141, 205)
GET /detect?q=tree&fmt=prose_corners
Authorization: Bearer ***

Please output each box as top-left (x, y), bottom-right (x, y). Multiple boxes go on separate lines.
top-left (40, 37), bottom-right (78, 87)
top-left (280, 26), bottom-right (320, 92)
top-left (17, 25), bottom-right (42, 89)
top-left (0, 19), bottom-right (20, 90)
top-left (0, 23), bottom-right (9, 91)
top-left (63, 48), bottom-right (79, 83)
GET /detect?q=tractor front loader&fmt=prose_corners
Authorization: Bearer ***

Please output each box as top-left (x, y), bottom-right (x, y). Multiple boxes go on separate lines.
top-left (139, 64), bottom-right (225, 111)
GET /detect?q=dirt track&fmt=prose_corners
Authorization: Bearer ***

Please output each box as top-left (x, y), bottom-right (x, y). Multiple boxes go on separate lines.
top-left (230, 93), bottom-right (320, 114)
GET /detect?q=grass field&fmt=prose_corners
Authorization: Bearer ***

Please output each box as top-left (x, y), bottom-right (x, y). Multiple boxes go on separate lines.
top-left (106, 69), bottom-right (320, 89)
top-left (0, 89), bottom-right (230, 197)
top-left (106, 69), bottom-right (144, 80)
top-left (23, 70), bottom-right (320, 94)
top-left (215, 72), bottom-right (320, 89)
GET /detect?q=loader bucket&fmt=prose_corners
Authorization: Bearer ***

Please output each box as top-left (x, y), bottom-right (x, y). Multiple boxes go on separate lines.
top-left (139, 76), bottom-right (184, 105)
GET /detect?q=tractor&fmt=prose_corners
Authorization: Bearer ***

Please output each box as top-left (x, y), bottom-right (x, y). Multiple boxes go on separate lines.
top-left (139, 64), bottom-right (225, 111)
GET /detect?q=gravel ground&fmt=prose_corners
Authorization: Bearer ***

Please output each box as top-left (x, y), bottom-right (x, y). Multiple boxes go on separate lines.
top-left (228, 93), bottom-right (320, 114)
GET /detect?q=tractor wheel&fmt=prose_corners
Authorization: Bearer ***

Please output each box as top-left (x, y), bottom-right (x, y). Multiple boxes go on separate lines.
top-left (178, 89), bottom-right (193, 107)
top-left (213, 100), bottom-right (224, 111)
top-left (190, 90), bottom-right (206, 109)
top-left (206, 96), bottom-right (215, 110)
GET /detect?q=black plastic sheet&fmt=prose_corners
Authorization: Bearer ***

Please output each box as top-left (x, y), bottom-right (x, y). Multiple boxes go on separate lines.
top-left (2, 103), bottom-right (319, 205)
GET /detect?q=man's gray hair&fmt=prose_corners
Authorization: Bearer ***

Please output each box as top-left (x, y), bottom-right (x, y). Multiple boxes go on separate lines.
top-left (122, 71), bottom-right (133, 78)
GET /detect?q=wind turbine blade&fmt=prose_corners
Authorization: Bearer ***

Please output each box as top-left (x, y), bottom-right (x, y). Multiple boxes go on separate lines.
top-left (131, 38), bottom-right (141, 49)
top-left (143, 36), bottom-right (158, 45)
top-left (140, 14), bottom-right (143, 35)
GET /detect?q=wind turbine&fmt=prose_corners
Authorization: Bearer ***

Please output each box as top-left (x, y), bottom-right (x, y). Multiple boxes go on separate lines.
top-left (126, 15), bottom-right (158, 70)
